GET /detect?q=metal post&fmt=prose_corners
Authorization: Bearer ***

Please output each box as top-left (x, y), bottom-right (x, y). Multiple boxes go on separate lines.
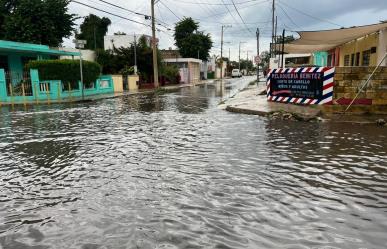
top-left (79, 48), bottom-right (84, 101)
top-left (281, 29), bottom-right (285, 68)
top-left (271, 0), bottom-right (275, 58)
top-left (220, 25), bottom-right (224, 81)
top-left (274, 16), bottom-right (277, 59)
top-left (239, 42), bottom-right (241, 71)
top-left (229, 47), bottom-right (231, 76)
top-left (151, 0), bottom-right (159, 88)
top-left (345, 52), bottom-right (387, 112)
top-left (134, 33), bottom-right (138, 74)
top-left (256, 28), bottom-right (260, 81)
top-left (246, 50), bottom-right (249, 75)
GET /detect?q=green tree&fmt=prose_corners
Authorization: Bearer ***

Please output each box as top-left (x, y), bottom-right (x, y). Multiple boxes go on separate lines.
top-left (96, 35), bottom-right (164, 82)
top-left (275, 35), bottom-right (295, 44)
top-left (174, 17), bottom-right (212, 61)
top-left (0, 0), bottom-right (76, 47)
top-left (258, 50), bottom-right (270, 71)
top-left (76, 14), bottom-right (111, 50)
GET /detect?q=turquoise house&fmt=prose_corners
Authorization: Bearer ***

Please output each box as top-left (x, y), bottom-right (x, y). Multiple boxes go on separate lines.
top-left (0, 40), bottom-right (114, 104)
top-left (312, 51), bottom-right (328, 67)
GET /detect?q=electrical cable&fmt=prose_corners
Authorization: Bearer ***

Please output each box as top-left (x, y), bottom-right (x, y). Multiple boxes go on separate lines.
top-left (71, 0), bottom-right (151, 27)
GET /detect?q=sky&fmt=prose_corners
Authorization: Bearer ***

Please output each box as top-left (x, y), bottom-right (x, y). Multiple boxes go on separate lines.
top-left (66, 0), bottom-right (387, 61)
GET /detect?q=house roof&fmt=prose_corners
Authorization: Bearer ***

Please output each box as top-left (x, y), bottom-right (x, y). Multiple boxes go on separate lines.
top-left (0, 40), bottom-right (80, 56)
top-left (164, 58), bottom-right (202, 63)
top-left (278, 22), bottom-right (387, 53)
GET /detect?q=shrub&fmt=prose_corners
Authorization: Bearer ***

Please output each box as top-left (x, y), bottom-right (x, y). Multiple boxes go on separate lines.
top-left (161, 64), bottom-right (180, 84)
top-left (27, 59), bottom-right (102, 86)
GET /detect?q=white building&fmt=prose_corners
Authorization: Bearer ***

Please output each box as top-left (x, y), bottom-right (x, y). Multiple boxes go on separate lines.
top-left (104, 34), bottom-right (152, 50)
top-left (269, 53), bottom-right (312, 69)
top-left (58, 48), bottom-right (96, 62)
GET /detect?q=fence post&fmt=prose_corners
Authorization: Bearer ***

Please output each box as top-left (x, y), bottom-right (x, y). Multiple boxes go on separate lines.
top-left (9, 83), bottom-right (14, 108)
top-left (30, 69), bottom-right (39, 102)
top-left (57, 81), bottom-right (61, 101)
top-left (0, 69), bottom-right (7, 105)
top-left (45, 82), bottom-right (50, 105)
top-left (22, 83), bottom-right (26, 107)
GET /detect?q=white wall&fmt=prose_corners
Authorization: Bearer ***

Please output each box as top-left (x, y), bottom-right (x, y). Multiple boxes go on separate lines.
top-left (378, 28), bottom-right (387, 66)
top-left (59, 48), bottom-right (96, 62)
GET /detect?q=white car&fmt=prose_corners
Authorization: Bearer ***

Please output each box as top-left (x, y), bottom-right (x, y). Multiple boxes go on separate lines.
top-left (231, 69), bottom-right (242, 78)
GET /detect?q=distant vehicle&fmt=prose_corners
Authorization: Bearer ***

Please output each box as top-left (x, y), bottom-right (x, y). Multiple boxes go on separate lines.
top-left (231, 69), bottom-right (242, 78)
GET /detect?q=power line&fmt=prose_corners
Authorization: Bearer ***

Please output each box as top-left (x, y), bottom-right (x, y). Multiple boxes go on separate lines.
top-left (93, 0), bottom-right (172, 30)
top-left (198, 0), bottom-right (269, 20)
top-left (230, 0), bottom-right (254, 35)
top-left (220, 0), bottom-right (249, 37)
top-left (278, 1), bottom-right (342, 28)
top-left (95, 0), bottom-right (150, 18)
top-left (71, 0), bottom-right (151, 27)
top-left (167, 0), bottom-right (264, 6)
top-left (277, 3), bottom-right (303, 31)
top-left (158, 0), bottom-right (182, 21)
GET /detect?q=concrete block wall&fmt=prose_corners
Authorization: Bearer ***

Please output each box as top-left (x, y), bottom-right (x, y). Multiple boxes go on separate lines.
top-left (334, 66), bottom-right (387, 105)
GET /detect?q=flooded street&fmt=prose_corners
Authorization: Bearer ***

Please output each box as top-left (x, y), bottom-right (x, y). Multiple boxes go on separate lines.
top-left (0, 78), bottom-right (387, 249)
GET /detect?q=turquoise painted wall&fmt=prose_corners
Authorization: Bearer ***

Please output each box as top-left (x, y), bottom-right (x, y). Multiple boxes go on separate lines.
top-left (313, 52), bottom-right (328, 67)
top-left (0, 69), bottom-right (114, 104)
top-left (0, 51), bottom-right (50, 84)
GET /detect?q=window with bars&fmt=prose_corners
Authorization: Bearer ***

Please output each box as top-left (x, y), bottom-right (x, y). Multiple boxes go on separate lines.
top-left (362, 50), bottom-right (371, 66)
top-left (344, 55), bottom-right (350, 66)
top-left (355, 52), bottom-right (360, 66)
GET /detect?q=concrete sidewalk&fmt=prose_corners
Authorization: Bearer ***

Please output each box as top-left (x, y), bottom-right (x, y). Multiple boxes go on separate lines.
top-left (219, 83), bottom-right (322, 120)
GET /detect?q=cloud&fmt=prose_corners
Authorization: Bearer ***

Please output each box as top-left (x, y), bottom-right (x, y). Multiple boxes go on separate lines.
top-left (66, 0), bottom-right (387, 60)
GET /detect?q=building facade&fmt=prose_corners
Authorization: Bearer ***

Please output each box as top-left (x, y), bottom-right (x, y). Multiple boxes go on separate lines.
top-left (163, 58), bottom-right (201, 84)
top-left (338, 28), bottom-right (386, 67)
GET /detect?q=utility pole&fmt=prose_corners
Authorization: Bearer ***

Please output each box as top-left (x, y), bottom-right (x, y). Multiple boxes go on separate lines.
top-left (134, 33), bottom-right (137, 74)
top-left (281, 29), bottom-right (285, 68)
top-left (151, 0), bottom-right (159, 87)
top-left (220, 25), bottom-right (231, 80)
top-left (256, 28), bottom-right (259, 81)
top-left (246, 50), bottom-right (249, 75)
top-left (221, 26), bottom-right (224, 80)
top-left (275, 16), bottom-right (278, 66)
top-left (271, 0), bottom-right (275, 58)
top-left (238, 41), bottom-right (246, 71)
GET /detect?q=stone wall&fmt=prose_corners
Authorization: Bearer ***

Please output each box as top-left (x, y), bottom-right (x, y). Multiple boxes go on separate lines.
top-left (333, 66), bottom-right (387, 105)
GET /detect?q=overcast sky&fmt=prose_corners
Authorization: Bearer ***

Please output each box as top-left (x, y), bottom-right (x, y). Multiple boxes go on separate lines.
top-left (66, 0), bottom-right (387, 61)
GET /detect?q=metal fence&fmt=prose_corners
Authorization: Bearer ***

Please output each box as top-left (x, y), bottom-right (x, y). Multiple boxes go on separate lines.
top-left (5, 70), bottom-right (33, 96)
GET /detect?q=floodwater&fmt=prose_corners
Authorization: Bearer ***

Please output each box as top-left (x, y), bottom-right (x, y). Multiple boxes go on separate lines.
top-left (0, 77), bottom-right (386, 249)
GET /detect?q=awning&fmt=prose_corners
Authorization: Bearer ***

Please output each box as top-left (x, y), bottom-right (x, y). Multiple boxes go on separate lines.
top-left (276, 22), bottom-right (387, 54)
top-left (272, 43), bottom-right (336, 53)
top-left (293, 22), bottom-right (387, 46)
top-left (0, 40), bottom-right (80, 56)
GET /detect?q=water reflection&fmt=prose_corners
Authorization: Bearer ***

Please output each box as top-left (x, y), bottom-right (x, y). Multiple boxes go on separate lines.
top-left (0, 78), bottom-right (387, 248)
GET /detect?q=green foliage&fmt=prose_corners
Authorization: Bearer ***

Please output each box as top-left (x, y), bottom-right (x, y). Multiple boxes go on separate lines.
top-left (27, 59), bottom-right (101, 85)
top-left (275, 35), bottom-right (295, 44)
top-left (160, 65), bottom-right (179, 84)
top-left (174, 17), bottom-right (213, 60)
top-left (259, 51), bottom-right (270, 69)
top-left (119, 65), bottom-right (134, 76)
top-left (239, 59), bottom-right (254, 71)
top-left (75, 14), bottom-right (111, 50)
top-left (0, 0), bottom-right (76, 47)
top-left (96, 35), bottom-right (163, 82)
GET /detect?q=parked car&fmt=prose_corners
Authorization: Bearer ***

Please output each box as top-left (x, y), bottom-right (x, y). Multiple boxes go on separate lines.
top-left (231, 69), bottom-right (242, 78)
